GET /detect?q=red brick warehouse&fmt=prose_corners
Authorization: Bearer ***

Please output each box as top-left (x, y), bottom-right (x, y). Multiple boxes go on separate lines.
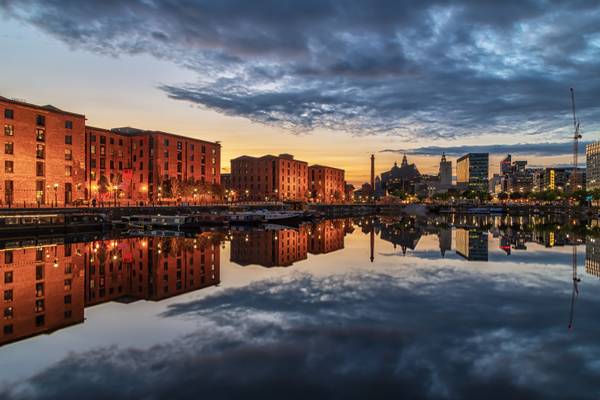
top-left (1, 96), bottom-right (86, 207)
top-left (1, 95), bottom-right (222, 206)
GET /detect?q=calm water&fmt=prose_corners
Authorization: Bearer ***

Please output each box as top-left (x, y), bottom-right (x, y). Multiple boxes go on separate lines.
top-left (0, 216), bottom-right (598, 399)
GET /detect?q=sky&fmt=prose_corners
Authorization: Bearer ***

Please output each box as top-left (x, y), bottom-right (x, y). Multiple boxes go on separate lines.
top-left (1, 1), bottom-right (599, 185)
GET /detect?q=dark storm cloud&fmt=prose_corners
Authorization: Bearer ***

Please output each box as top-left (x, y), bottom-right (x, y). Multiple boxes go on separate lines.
top-left (1, 0), bottom-right (600, 138)
top-left (1, 270), bottom-right (599, 400)
top-left (381, 141), bottom-right (593, 157)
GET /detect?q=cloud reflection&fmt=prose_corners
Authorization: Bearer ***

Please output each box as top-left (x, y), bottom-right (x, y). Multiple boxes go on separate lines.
top-left (2, 265), bottom-right (598, 400)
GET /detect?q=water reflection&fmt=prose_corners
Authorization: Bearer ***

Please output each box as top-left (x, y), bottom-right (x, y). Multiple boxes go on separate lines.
top-left (0, 233), bottom-right (222, 347)
top-left (0, 216), bottom-right (599, 399)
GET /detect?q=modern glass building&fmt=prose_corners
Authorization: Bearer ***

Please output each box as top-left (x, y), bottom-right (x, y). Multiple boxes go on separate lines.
top-left (456, 153), bottom-right (489, 191)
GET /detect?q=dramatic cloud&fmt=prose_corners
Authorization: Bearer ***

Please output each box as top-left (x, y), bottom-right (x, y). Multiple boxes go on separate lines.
top-left (1, 268), bottom-right (598, 399)
top-left (381, 141), bottom-right (593, 157)
top-left (1, 1), bottom-right (600, 139)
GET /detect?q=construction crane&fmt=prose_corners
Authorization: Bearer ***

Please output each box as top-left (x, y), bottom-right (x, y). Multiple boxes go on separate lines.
top-left (568, 88), bottom-right (582, 331)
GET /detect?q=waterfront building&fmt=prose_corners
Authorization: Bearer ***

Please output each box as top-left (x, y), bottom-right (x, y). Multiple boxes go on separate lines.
top-left (230, 154), bottom-right (308, 202)
top-left (1, 96), bottom-right (222, 206)
top-left (308, 164), bottom-right (345, 203)
top-left (456, 153), bottom-right (489, 192)
top-left (439, 153), bottom-right (452, 190)
top-left (380, 154), bottom-right (421, 194)
top-left (344, 183), bottom-right (355, 201)
top-left (500, 154), bottom-right (512, 175)
top-left (586, 141), bottom-right (600, 191)
top-left (538, 167), bottom-right (585, 192)
top-left (501, 159), bottom-right (534, 194)
top-left (1, 96), bottom-right (87, 206)
top-left (111, 127), bottom-right (221, 204)
top-left (85, 126), bottom-right (134, 203)
top-left (455, 228), bottom-right (488, 261)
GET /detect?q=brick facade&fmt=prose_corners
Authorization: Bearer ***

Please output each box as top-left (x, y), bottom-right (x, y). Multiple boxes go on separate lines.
top-left (1, 97), bottom-right (86, 207)
top-left (308, 164), bottom-right (345, 203)
top-left (0, 96), bottom-right (222, 207)
top-left (230, 154), bottom-right (308, 202)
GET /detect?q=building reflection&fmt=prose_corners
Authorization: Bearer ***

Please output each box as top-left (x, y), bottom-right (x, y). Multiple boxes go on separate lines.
top-left (455, 229), bottom-right (489, 261)
top-left (0, 233), bottom-right (221, 346)
top-left (229, 219), bottom-right (350, 267)
top-left (378, 218), bottom-right (422, 255)
top-left (585, 237), bottom-right (600, 278)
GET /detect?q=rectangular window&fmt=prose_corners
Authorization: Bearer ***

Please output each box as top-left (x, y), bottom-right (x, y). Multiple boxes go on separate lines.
top-left (4, 251), bottom-right (12, 264)
top-left (202, 145), bottom-right (206, 153)
top-left (110, 160), bottom-right (114, 170)
top-left (4, 109), bottom-right (13, 119)
top-left (4, 161), bottom-right (13, 173)
top-left (36, 282), bottom-right (44, 297)
top-left (64, 295), bottom-right (72, 304)
top-left (91, 134), bottom-right (96, 142)
top-left (3, 325), bottom-right (12, 335)
top-left (100, 146), bottom-right (106, 156)
top-left (139, 174), bottom-right (143, 183)
top-left (100, 136), bottom-right (106, 144)
top-left (35, 299), bottom-right (44, 313)
top-left (36, 128), bottom-right (45, 141)
top-left (177, 141), bottom-right (182, 150)
top-left (4, 307), bottom-right (13, 319)
top-left (36, 144), bottom-right (45, 159)
top-left (164, 139), bottom-right (169, 146)
top-left (90, 171), bottom-right (96, 180)
top-left (4, 125), bottom-right (13, 136)
top-left (65, 148), bottom-right (72, 160)
top-left (118, 161), bottom-right (123, 170)
top-left (90, 159), bottom-right (96, 168)
top-left (64, 279), bottom-right (72, 291)
top-left (36, 115), bottom-right (45, 126)
top-left (164, 151), bottom-right (169, 158)
top-left (4, 142), bottom-right (13, 154)
top-left (36, 162), bottom-right (44, 177)
top-left (99, 158), bottom-right (105, 169)
top-left (4, 289), bottom-right (13, 301)
top-left (4, 271), bottom-right (12, 284)
top-left (139, 162), bottom-right (143, 170)
top-left (65, 166), bottom-right (72, 177)
top-left (109, 137), bottom-right (114, 145)
top-left (35, 314), bottom-right (45, 326)
top-left (65, 135), bottom-right (72, 144)
top-left (90, 145), bottom-right (96, 154)
top-left (164, 162), bottom-right (168, 171)
top-left (65, 120), bottom-right (73, 129)
top-left (118, 139), bottom-right (123, 146)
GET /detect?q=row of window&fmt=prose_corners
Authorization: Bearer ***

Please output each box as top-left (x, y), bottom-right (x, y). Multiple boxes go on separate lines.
top-left (3, 108), bottom-right (74, 129)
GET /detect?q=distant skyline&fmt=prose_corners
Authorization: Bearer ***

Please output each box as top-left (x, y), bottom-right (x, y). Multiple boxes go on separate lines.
top-left (1, 1), bottom-right (599, 185)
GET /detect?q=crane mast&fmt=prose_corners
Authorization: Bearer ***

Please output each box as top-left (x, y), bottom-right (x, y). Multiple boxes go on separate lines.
top-left (568, 88), bottom-right (582, 331)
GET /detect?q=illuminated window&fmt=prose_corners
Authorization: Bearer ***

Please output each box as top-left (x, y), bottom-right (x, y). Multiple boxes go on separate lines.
top-left (100, 146), bottom-right (106, 156)
top-left (64, 279), bottom-right (72, 291)
top-left (36, 128), bottom-right (45, 142)
top-left (4, 142), bottom-right (13, 154)
top-left (65, 148), bottom-right (72, 160)
top-left (90, 145), bottom-right (96, 154)
top-left (4, 125), bottom-right (13, 136)
top-left (4, 161), bottom-right (13, 173)
top-left (35, 283), bottom-right (44, 297)
top-left (3, 307), bottom-right (13, 319)
top-left (65, 166), bottom-right (72, 177)
top-left (4, 271), bottom-right (12, 284)
top-left (36, 144), bottom-right (45, 159)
